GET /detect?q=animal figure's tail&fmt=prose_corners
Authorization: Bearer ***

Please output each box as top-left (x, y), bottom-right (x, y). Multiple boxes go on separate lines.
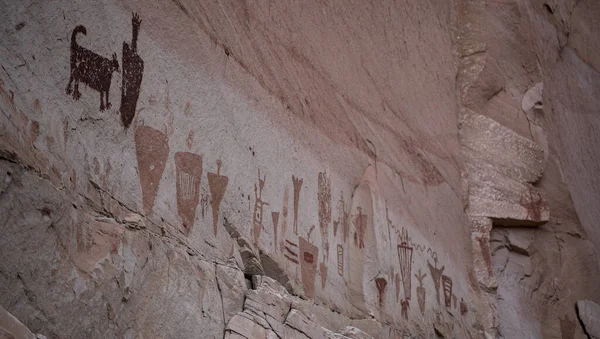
top-left (71, 25), bottom-right (87, 48)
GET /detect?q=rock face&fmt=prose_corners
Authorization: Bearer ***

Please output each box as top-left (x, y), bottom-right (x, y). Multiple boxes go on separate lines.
top-left (0, 0), bottom-right (599, 338)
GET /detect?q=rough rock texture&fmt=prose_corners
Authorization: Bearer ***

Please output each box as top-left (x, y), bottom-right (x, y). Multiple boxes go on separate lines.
top-left (0, 306), bottom-right (45, 339)
top-left (0, 0), bottom-right (599, 338)
top-left (577, 300), bottom-right (600, 339)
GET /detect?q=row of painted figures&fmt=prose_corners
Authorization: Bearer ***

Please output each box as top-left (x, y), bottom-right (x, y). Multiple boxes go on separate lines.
top-left (130, 122), bottom-right (469, 322)
top-left (65, 14), bottom-right (469, 323)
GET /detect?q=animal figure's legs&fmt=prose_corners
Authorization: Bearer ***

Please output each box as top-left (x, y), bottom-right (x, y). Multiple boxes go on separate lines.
top-left (99, 90), bottom-right (105, 111)
top-left (73, 79), bottom-right (81, 100)
top-left (106, 84), bottom-right (112, 109)
top-left (66, 74), bottom-right (73, 95)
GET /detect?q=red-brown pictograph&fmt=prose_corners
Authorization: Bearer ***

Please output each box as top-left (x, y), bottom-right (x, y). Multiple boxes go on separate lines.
top-left (333, 192), bottom-right (350, 243)
top-left (253, 169), bottom-right (269, 246)
top-left (320, 262), bottom-right (328, 290)
top-left (401, 299), bottom-right (410, 321)
top-left (476, 234), bottom-right (494, 277)
top-left (284, 239), bottom-right (299, 264)
top-left (353, 207), bottom-right (367, 249)
top-left (318, 171), bottom-right (332, 258)
top-left (395, 272), bottom-right (401, 301)
top-left (134, 126), bottom-right (169, 214)
top-left (279, 187), bottom-right (289, 253)
top-left (520, 184), bottom-right (546, 222)
top-left (442, 275), bottom-right (452, 308)
top-left (272, 211), bottom-right (280, 253)
top-left (460, 298), bottom-right (468, 316)
top-left (174, 152), bottom-right (202, 235)
top-left (200, 193), bottom-right (208, 218)
top-left (415, 269), bottom-right (427, 315)
top-left (300, 236), bottom-right (318, 299)
top-left (292, 176), bottom-right (303, 235)
top-left (337, 244), bottom-right (344, 276)
top-left (427, 257), bottom-right (445, 305)
top-left (207, 160), bottom-right (228, 236)
top-left (375, 277), bottom-right (387, 308)
top-left (397, 228), bottom-right (413, 300)
top-left (559, 316), bottom-right (575, 339)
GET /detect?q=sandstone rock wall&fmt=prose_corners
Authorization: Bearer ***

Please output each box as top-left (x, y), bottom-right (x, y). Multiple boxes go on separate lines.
top-left (0, 0), bottom-right (598, 338)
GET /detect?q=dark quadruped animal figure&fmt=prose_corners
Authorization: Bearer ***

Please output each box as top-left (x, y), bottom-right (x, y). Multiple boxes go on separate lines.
top-left (66, 25), bottom-right (119, 111)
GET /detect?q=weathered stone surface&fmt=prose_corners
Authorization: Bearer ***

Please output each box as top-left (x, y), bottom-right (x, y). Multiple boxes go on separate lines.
top-left (577, 300), bottom-right (600, 339)
top-left (0, 0), bottom-right (599, 338)
top-left (0, 306), bottom-right (36, 339)
top-left (216, 264), bottom-right (247, 325)
top-left (460, 112), bottom-right (545, 183)
top-left (226, 314), bottom-right (270, 339)
top-left (337, 326), bottom-right (374, 339)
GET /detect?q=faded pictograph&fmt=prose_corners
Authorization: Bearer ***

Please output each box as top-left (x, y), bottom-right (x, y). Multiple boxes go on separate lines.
top-left (317, 171), bottom-right (332, 258)
top-left (559, 316), bottom-right (575, 339)
top-left (476, 234), bottom-right (493, 277)
top-left (333, 192), bottom-right (349, 243)
top-left (375, 277), bottom-right (387, 308)
top-left (460, 298), bottom-right (468, 316)
top-left (397, 228), bottom-right (413, 300)
top-left (353, 207), bottom-right (367, 249)
top-left (174, 152), bottom-right (202, 235)
top-left (337, 244), bottom-right (344, 276)
top-left (279, 187), bottom-right (289, 253)
top-left (395, 272), bottom-right (401, 301)
top-left (442, 275), bottom-right (453, 308)
top-left (253, 169), bottom-right (269, 246)
top-left (207, 160), bottom-right (228, 236)
top-left (300, 227), bottom-right (318, 299)
top-left (120, 13), bottom-right (144, 128)
top-left (401, 299), bottom-right (410, 321)
top-left (134, 126), bottom-right (169, 213)
top-left (292, 175), bottom-right (303, 235)
top-left (200, 192), bottom-right (209, 218)
top-left (271, 211), bottom-right (280, 253)
top-left (284, 239), bottom-right (299, 264)
top-left (521, 184), bottom-right (546, 221)
top-left (427, 256), bottom-right (445, 305)
top-left (320, 262), bottom-right (328, 290)
top-left (415, 269), bottom-right (427, 315)
top-left (66, 25), bottom-right (119, 111)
